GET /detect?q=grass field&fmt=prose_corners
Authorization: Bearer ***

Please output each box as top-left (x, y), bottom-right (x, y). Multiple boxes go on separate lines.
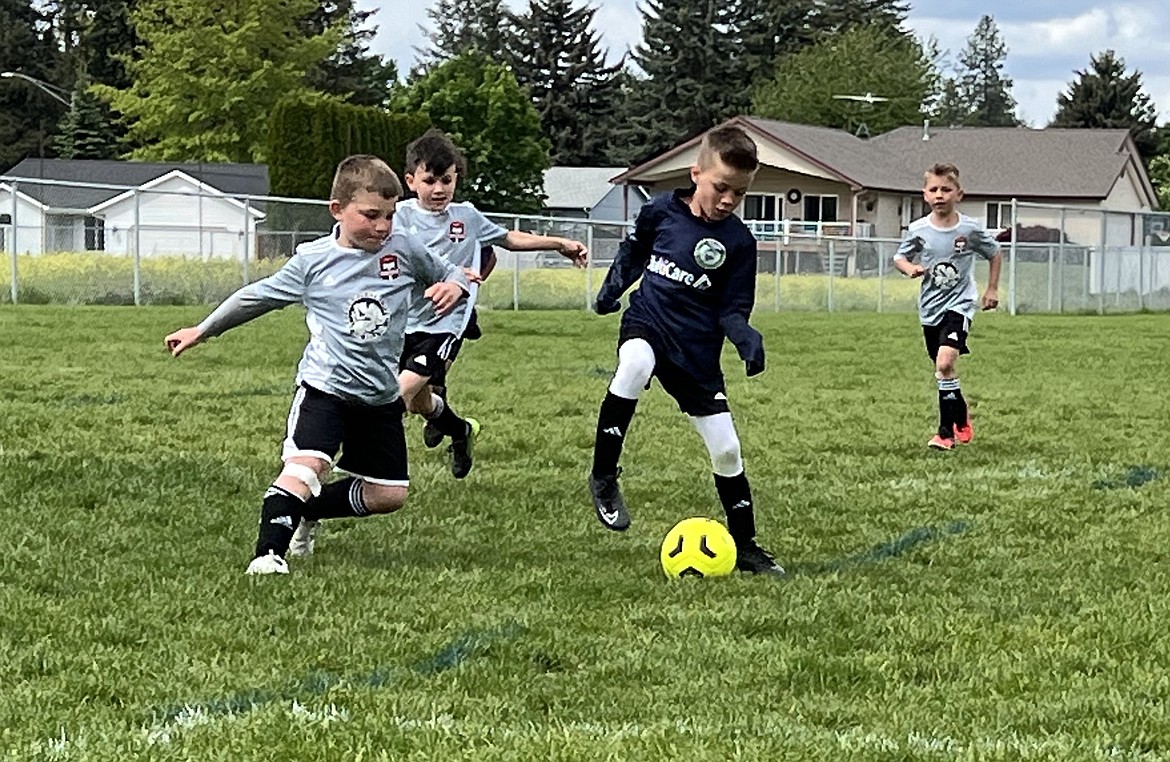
top-left (2, 306), bottom-right (1169, 760)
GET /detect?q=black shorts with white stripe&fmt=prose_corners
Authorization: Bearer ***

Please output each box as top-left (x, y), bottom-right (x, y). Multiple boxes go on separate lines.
top-left (922, 310), bottom-right (971, 362)
top-left (400, 331), bottom-right (461, 386)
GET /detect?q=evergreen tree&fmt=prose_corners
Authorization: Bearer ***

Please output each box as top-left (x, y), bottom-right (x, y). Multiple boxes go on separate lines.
top-left (931, 77), bottom-right (968, 127)
top-left (80, 0), bottom-right (138, 90)
top-left (752, 25), bottom-right (931, 136)
top-left (413, 0), bottom-right (511, 77)
top-left (54, 74), bottom-right (119, 158)
top-left (1050, 50), bottom-right (1159, 164)
top-left (396, 51), bottom-right (549, 212)
top-left (506, 0), bottom-right (626, 165)
top-left (95, 0), bottom-right (339, 163)
top-left (953, 15), bottom-right (1019, 127)
top-left (0, 0), bottom-right (67, 169)
top-left (303, 0), bottom-right (398, 107)
top-left (617, 0), bottom-right (743, 164)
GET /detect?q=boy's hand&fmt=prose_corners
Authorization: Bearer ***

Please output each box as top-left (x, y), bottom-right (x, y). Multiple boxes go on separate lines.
top-left (907, 264), bottom-right (925, 278)
top-left (164, 326), bottom-right (203, 357)
top-left (593, 297), bottom-right (621, 315)
top-left (981, 286), bottom-right (999, 310)
top-left (426, 281), bottom-right (465, 315)
top-left (557, 239), bottom-right (588, 268)
top-left (461, 267), bottom-right (484, 284)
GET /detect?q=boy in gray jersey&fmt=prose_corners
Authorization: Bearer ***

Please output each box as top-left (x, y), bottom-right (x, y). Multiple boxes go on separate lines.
top-left (394, 129), bottom-right (588, 476)
top-left (164, 156), bottom-right (469, 575)
top-left (892, 163), bottom-right (1001, 451)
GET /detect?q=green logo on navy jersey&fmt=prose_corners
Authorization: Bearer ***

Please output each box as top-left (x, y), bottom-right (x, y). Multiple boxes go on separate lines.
top-left (694, 238), bottom-right (727, 269)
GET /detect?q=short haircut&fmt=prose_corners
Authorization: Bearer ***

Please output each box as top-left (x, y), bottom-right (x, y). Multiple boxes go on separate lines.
top-left (924, 163), bottom-right (961, 187)
top-left (698, 125), bottom-right (759, 173)
top-left (405, 128), bottom-right (466, 176)
top-left (330, 155), bottom-right (402, 205)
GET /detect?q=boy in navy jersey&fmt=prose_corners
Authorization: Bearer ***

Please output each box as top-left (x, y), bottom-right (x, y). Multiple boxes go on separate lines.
top-left (892, 163), bottom-right (1001, 450)
top-left (588, 124), bottom-right (783, 576)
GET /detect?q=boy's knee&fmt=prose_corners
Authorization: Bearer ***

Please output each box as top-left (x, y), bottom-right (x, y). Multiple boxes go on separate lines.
top-left (710, 441), bottom-right (743, 477)
top-left (611, 339), bottom-right (655, 395)
top-left (275, 457), bottom-right (331, 499)
top-left (363, 483), bottom-right (408, 514)
top-left (934, 352), bottom-right (958, 377)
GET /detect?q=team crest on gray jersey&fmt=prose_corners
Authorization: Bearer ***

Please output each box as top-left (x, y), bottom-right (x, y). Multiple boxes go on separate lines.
top-left (346, 293), bottom-right (390, 340)
top-left (694, 238), bottom-right (727, 269)
top-left (930, 261), bottom-right (961, 289)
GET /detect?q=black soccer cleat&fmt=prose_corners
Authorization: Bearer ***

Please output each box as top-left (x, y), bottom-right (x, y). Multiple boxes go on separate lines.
top-left (423, 419), bottom-right (444, 449)
top-left (448, 418), bottom-right (478, 479)
top-left (588, 469), bottom-right (630, 531)
top-left (735, 540), bottom-right (786, 577)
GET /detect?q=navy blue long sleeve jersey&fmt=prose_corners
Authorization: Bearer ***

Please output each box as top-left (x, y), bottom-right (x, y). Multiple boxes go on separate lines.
top-left (596, 189), bottom-right (764, 384)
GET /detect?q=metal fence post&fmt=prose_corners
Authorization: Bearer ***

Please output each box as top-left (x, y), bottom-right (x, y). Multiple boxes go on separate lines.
top-left (827, 239), bottom-right (836, 313)
top-left (242, 197), bottom-right (252, 286)
top-left (773, 246), bottom-right (781, 312)
top-left (9, 180), bottom-right (18, 304)
top-left (584, 222), bottom-right (594, 311)
top-left (133, 188), bottom-right (141, 306)
top-left (1008, 198), bottom-right (1018, 315)
top-left (1138, 231), bottom-right (1146, 311)
top-left (877, 241), bottom-right (885, 313)
top-left (1097, 214), bottom-right (1106, 314)
top-left (1057, 208), bottom-right (1066, 313)
top-left (512, 216), bottom-right (520, 311)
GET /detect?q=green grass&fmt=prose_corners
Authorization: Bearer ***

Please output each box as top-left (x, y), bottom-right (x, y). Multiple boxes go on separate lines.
top-left (2, 306), bottom-right (1169, 760)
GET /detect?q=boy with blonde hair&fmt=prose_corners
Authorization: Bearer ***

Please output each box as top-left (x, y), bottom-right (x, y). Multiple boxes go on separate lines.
top-left (165, 155), bottom-right (469, 575)
top-left (892, 162), bottom-right (1001, 450)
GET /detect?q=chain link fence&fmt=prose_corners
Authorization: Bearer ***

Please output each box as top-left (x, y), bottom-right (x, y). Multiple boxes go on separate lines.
top-left (2, 176), bottom-right (1169, 313)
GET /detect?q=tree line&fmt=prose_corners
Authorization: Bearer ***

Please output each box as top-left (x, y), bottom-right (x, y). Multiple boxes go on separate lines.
top-left (2, 0), bottom-right (1168, 211)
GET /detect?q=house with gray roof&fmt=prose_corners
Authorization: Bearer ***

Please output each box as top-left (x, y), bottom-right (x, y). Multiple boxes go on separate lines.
top-left (0, 159), bottom-right (269, 257)
top-left (542, 166), bottom-right (649, 223)
top-left (610, 117), bottom-right (1159, 249)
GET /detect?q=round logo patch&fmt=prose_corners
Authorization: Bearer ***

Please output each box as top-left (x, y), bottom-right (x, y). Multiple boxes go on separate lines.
top-left (929, 261), bottom-right (961, 290)
top-left (694, 238), bottom-right (727, 270)
top-left (346, 294), bottom-right (389, 341)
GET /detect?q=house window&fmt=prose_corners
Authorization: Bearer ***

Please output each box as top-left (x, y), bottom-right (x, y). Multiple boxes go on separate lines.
top-left (84, 216), bottom-right (105, 251)
top-left (804, 195), bottom-right (838, 223)
top-left (986, 202), bottom-right (1011, 229)
top-left (743, 194), bottom-right (779, 222)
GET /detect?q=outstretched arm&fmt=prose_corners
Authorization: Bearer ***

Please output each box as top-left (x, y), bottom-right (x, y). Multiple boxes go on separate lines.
top-left (500, 230), bottom-right (587, 268)
top-left (165, 256), bottom-right (308, 356)
top-left (594, 206), bottom-right (657, 314)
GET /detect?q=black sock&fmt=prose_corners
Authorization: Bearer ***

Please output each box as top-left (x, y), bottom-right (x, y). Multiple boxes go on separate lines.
top-left (714, 472), bottom-right (756, 544)
top-left (591, 392), bottom-right (637, 477)
top-left (937, 378), bottom-right (963, 437)
top-left (255, 485), bottom-right (305, 558)
top-left (428, 396), bottom-right (468, 438)
top-left (302, 477), bottom-right (369, 521)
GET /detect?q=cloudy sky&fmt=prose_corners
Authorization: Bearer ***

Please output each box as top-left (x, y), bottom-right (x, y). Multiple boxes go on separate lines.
top-left (357, 0), bottom-right (1170, 127)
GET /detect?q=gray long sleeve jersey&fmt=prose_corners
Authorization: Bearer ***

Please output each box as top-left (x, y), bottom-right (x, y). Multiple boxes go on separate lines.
top-left (395, 199), bottom-right (507, 337)
top-left (197, 228), bottom-right (469, 405)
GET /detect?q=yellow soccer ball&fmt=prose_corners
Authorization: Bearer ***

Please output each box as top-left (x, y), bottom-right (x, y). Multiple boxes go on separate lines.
top-left (660, 517), bottom-right (737, 578)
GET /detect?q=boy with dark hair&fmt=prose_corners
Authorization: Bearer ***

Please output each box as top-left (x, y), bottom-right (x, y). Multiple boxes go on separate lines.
top-left (892, 162), bottom-right (1001, 450)
top-left (588, 124), bottom-right (784, 576)
top-left (395, 128), bottom-right (587, 475)
top-left (287, 130), bottom-right (587, 559)
top-left (165, 155), bottom-right (470, 575)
